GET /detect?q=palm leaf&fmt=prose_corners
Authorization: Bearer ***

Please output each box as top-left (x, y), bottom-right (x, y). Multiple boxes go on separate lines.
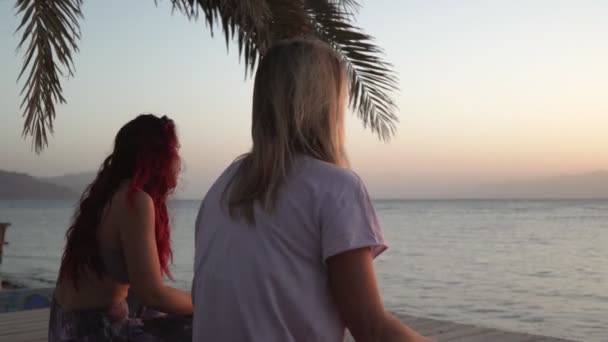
top-left (15, 0), bottom-right (398, 151)
top-left (306, 0), bottom-right (399, 139)
top-left (329, 0), bottom-right (360, 16)
top-left (170, 0), bottom-right (399, 140)
top-left (167, 0), bottom-right (272, 77)
top-left (15, 0), bottom-right (84, 153)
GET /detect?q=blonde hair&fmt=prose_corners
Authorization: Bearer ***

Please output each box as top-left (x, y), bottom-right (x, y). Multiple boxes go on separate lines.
top-left (225, 38), bottom-right (348, 223)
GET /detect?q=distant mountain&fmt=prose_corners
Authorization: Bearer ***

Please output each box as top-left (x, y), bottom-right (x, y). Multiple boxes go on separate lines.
top-left (471, 170), bottom-right (608, 199)
top-left (43, 171), bottom-right (96, 196)
top-left (0, 170), bottom-right (77, 199)
top-left (3, 168), bottom-right (607, 200)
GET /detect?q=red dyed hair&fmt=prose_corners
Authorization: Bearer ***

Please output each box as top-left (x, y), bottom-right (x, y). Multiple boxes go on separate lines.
top-left (59, 114), bottom-right (180, 289)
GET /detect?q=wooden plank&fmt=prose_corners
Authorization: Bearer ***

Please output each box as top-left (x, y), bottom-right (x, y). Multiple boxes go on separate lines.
top-left (0, 329), bottom-right (47, 342)
top-left (0, 316), bottom-right (48, 330)
top-left (0, 314), bottom-right (49, 325)
top-left (0, 310), bottom-right (48, 341)
top-left (0, 308), bottom-right (49, 319)
top-left (0, 309), bottom-right (49, 326)
top-left (0, 320), bottom-right (49, 336)
top-left (0, 325), bottom-right (47, 337)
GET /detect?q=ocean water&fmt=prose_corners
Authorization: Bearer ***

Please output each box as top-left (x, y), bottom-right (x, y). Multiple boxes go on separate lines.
top-left (0, 199), bottom-right (606, 341)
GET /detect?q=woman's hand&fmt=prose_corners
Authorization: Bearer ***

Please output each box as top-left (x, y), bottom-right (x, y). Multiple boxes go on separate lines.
top-left (328, 247), bottom-right (428, 342)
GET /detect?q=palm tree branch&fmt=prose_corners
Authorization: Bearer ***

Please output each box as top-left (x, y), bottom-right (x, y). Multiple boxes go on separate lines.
top-left (165, 0), bottom-right (272, 77)
top-left (328, 0), bottom-right (360, 16)
top-left (305, 0), bottom-right (399, 140)
top-left (167, 0), bottom-right (398, 139)
top-left (15, 0), bottom-right (83, 153)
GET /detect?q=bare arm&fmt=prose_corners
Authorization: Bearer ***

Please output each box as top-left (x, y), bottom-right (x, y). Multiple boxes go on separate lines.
top-left (120, 191), bottom-right (193, 315)
top-left (327, 248), bottom-right (428, 342)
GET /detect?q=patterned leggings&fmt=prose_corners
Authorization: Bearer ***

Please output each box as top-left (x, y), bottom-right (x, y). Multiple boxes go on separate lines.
top-left (48, 295), bottom-right (191, 341)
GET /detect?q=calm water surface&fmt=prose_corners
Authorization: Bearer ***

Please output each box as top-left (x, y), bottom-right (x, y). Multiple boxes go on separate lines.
top-left (1, 199), bottom-right (606, 341)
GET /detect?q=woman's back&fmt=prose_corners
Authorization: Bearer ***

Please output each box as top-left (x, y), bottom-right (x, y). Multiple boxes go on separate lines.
top-left (55, 185), bottom-right (162, 310)
top-left (193, 157), bottom-right (386, 341)
top-left (55, 185), bottom-right (131, 311)
top-left (193, 39), bottom-right (427, 342)
top-left (50, 114), bottom-right (193, 341)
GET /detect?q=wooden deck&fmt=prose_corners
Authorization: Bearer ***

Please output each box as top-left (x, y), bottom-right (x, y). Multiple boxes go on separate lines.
top-left (0, 309), bottom-right (577, 342)
top-left (0, 308), bottom-right (48, 342)
top-left (347, 314), bottom-right (577, 341)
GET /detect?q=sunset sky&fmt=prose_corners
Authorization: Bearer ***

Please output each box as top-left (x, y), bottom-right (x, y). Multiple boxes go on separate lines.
top-left (1, 0), bottom-right (607, 198)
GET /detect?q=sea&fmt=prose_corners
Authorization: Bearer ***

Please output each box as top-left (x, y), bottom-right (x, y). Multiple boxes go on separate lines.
top-left (0, 199), bottom-right (606, 341)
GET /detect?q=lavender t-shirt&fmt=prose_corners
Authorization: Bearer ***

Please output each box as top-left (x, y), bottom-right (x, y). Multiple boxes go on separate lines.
top-left (192, 157), bottom-right (387, 342)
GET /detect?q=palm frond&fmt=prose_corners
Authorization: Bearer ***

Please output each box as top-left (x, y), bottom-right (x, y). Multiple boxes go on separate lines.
top-left (306, 0), bottom-right (399, 140)
top-left (171, 0), bottom-right (399, 140)
top-left (13, 0), bottom-right (397, 151)
top-left (15, 0), bottom-right (84, 153)
top-left (13, 0), bottom-right (396, 151)
top-left (329, 0), bottom-right (360, 16)
top-left (167, 0), bottom-right (272, 77)
top-left (265, 0), bottom-right (312, 41)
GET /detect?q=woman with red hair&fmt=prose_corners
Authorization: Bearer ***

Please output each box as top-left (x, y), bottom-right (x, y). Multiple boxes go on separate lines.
top-left (49, 114), bottom-right (192, 341)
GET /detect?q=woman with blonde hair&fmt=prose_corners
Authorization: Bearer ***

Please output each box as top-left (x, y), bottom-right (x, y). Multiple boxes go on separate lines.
top-left (192, 39), bottom-right (428, 341)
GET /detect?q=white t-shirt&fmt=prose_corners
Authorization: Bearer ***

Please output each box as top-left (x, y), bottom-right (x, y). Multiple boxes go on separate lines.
top-left (192, 157), bottom-right (387, 342)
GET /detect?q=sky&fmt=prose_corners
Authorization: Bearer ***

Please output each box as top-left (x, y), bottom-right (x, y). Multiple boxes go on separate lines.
top-left (1, 0), bottom-right (607, 198)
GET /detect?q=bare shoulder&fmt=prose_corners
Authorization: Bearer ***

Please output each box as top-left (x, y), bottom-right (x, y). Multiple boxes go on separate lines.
top-left (129, 189), bottom-right (154, 212)
top-left (111, 186), bottom-right (155, 223)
